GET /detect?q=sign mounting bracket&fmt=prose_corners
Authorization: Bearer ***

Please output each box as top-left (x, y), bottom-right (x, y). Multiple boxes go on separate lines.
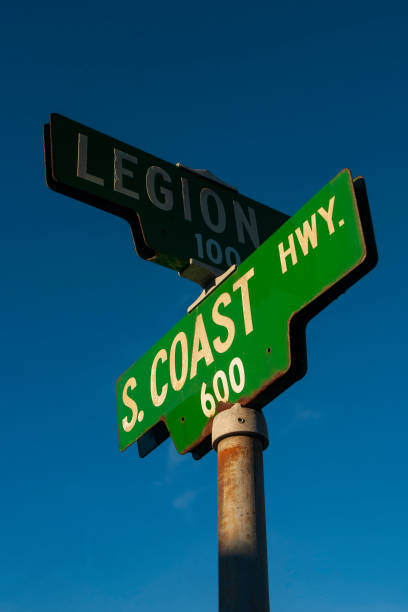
top-left (186, 264), bottom-right (237, 313)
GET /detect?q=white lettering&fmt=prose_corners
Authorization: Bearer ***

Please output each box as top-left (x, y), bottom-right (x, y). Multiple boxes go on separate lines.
top-left (212, 292), bottom-right (235, 354)
top-left (206, 238), bottom-right (223, 264)
top-left (181, 177), bottom-right (192, 221)
top-left (190, 314), bottom-right (214, 379)
top-left (169, 332), bottom-right (188, 391)
top-left (146, 166), bottom-right (174, 211)
top-left (150, 349), bottom-right (168, 407)
top-left (213, 370), bottom-right (229, 402)
top-left (200, 188), bottom-right (226, 233)
top-left (233, 200), bottom-right (260, 248)
top-left (318, 196), bottom-right (335, 235)
top-left (232, 268), bottom-right (255, 335)
top-left (229, 357), bottom-right (245, 393)
top-left (278, 234), bottom-right (297, 274)
top-left (77, 134), bottom-right (104, 186)
top-left (201, 382), bottom-right (216, 417)
top-left (225, 246), bottom-right (241, 266)
top-left (122, 377), bottom-right (143, 432)
top-left (114, 149), bottom-right (140, 200)
top-left (200, 357), bottom-right (246, 417)
top-left (295, 214), bottom-right (318, 255)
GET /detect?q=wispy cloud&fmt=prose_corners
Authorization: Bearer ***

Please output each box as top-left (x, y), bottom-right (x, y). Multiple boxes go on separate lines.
top-left (172, 489), bottom-right (198, 510)
top-left (280, 402), bottom-right (321, 435)
top-left (168, 441), bottom-right (185, 469)
top-left (152, 440), bottom-right (187, 488)
top-left (294, 407), bottom-right (320, 422)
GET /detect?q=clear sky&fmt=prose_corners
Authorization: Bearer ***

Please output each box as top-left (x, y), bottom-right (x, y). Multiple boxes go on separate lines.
top-left (1, 1), bottom-right (407, 611)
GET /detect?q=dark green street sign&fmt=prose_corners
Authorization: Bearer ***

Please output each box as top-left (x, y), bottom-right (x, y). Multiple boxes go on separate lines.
top-left (44, 114), bottom-right (288, 278)
top-left (116, 169), bottom-right (377, 459)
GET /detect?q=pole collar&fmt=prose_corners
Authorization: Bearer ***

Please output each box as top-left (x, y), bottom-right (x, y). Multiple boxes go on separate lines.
top-left (212, 404), bottom-right (269, 451)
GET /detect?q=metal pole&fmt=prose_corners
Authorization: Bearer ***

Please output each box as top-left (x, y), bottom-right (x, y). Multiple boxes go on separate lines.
top-left (212, 404), bottom-right (269, 612)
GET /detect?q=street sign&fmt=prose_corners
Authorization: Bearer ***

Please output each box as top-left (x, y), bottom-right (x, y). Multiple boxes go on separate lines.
top-left (116, 169), bottom-right (377, 459)
top-left (44, 114), bottom-right (289, 279)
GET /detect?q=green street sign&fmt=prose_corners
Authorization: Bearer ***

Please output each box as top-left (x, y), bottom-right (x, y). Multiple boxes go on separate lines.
top-left (116, 169), bottom-right (377, 459)
top-left (44, 114), bottom-right (288, 279)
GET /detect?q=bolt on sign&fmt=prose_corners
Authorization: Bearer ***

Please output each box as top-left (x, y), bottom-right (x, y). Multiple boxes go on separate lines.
top-left (116, 169), bottom-right (377, 460)
top-left (44, 114), bottom-right (289, 277)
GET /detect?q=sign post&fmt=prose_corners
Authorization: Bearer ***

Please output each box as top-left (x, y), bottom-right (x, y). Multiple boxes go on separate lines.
top-left (212, 404), bottom-right (270, 612)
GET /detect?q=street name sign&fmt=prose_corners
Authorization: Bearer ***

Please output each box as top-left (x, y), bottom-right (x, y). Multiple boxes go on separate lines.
top-left (116, 169), bottom-right (377, 459)
top-left (44, 114), bottom-right (289, 278)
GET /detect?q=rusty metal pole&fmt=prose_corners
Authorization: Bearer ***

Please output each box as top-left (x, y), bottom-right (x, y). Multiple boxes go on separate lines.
top-left (212, 404), bottom-right (269, 612)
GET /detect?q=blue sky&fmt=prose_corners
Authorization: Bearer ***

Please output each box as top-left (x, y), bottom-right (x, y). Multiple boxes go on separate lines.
top-left (1, 1), bottom-right (408, 610)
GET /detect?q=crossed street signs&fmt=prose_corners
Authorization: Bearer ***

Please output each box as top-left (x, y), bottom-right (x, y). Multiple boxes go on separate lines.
top-left (44, 114), bottom-right (288, 281)
top-left (43, 115), bottom-right (377, 460)
top-left (116, 169), bottom-right (377, 459)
